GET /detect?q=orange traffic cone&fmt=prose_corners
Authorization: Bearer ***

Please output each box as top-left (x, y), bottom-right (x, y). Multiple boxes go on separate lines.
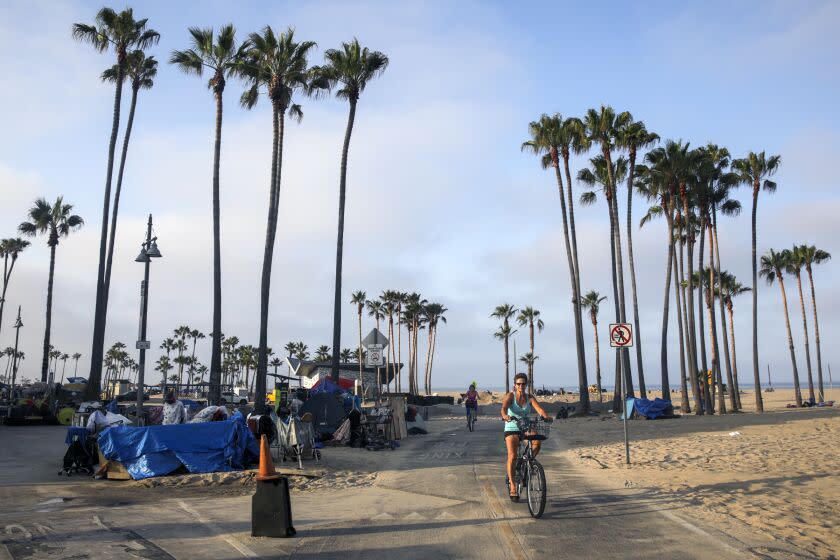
top-left (257, 433), bottom-right (280, 481)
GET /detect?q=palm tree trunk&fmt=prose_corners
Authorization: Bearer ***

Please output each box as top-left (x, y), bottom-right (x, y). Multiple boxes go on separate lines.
top-left (592, 318), bottom-right (602, 403)
top-left (357, 308), bottom-right (364, 397)
top-left (429, 325), bottom-right (438, 391)
top-left (794, 272), bottom-right (815, 403)
top-left (425, 326), bottom-right (433, 395)
top-left (41, 242), bottom-right (57, 383)
top-left (673, 235), bottom-right (690, 413)
top-left (397, 309), bottom-right (402, 393)
top-left (503, 334), bottom-right (510, 394)
top-left (776, 275), bottom-right (802, 406)
top-left (256, 105), bottom-right (283, 411)
top-left (608, 202), bottom-right (623, 413)
top-left (706, 223), bottom-right (726, 414)
top-left (750, 189), bottom-right (764, 412)
top-left (660, 212), bottom-right (674, 402)
top-left (0, 256), bottom-right (19, 339)
top-left (806, 266), bottom-right (825, 402)
top-left (712, 216), bottom-right (737, 410)
top-left (562, 153), bottom-right (586, 402)
top-left (679, 202), bottom-right (702, 414)
top-left (603, 149), bottom-right (634, 401)
top-left (727, 304), bottom-right (741, 410)
top-left (551, 158), bottom-right (589, 412)
top-left (331, 98), bottom-right (358, 384)
top-left (626, 151), bottom-right (646, 397)
top-left (209, 87), bottom-right (225, 406)
top-left (697, 221), bottom-right (708, 384)
top-left (528, 320), bottom-right (535, 392)
top-left (102, 84), bottom-right (139, 344)
top-left (86, 58), bottom-right (126, 400)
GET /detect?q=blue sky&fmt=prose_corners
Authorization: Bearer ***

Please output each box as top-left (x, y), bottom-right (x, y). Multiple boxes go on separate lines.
top-left (1, 0), bottom-right (838, 390)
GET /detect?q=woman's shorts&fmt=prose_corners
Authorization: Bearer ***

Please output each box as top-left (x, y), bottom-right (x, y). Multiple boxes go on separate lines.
top-left (504, 431), bottom-right (521, 439)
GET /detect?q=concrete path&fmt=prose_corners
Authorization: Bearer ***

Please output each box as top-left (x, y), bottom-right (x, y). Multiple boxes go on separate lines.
top-left (0, 419), bottom-right (809, 559)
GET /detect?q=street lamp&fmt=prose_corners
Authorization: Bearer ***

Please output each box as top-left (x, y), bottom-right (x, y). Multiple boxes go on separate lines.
top-left (9, 306), bottom-right (22, 401)
top-left (135, 215), bottom-right (162, 422)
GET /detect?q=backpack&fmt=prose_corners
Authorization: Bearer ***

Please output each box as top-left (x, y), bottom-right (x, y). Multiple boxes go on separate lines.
top-left (59, 437), bottom-right (96, 476)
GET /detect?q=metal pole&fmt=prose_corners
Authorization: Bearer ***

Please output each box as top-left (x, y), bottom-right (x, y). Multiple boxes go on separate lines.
top-left (829, 364), bottom-right (833, 400)
top-left (137, 215), bottom-right (152, 423)
top-left (767, 364), bottom-right (772, 389)
top-left (620, 357), bottom-right (630, 465)
top-left (10, 306), bottom-right (22, 401)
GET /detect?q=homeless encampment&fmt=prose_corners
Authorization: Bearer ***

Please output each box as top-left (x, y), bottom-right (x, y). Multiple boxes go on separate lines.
top-left (97, 411), bottom-right (258, 480)
top-left (625, 398), bottom-right (674, 420)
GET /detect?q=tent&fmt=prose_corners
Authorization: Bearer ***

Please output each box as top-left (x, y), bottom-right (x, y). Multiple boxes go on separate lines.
top-left (298, 393), bottom-right (346, 437)
top-left (622, 398), bottom-right (673, 420)
top-left (97, 411), bottom-right (259, 480)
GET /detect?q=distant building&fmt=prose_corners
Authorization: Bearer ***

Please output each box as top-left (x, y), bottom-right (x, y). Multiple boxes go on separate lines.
top-left (288, 359), bottom-right (401, 396)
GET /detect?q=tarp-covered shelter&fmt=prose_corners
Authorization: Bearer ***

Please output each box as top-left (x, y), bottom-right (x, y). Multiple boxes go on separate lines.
top-left (97, 412), bottom-right (259, 480)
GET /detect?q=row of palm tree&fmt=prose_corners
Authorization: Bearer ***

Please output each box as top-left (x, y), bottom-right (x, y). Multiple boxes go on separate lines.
top-left (73, 7), bottom-right (389, 410)
top-left (350, 290), bottom-right (447, 396)
top-left (760, 246), bottom-right (831, 405)
top-left (490, 305), bottom-right (544, 393)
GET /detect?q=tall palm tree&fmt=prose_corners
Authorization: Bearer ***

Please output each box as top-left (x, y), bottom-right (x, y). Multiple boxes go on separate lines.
top-left (720, 272), bottom-right (750, 408)
top-left (0, 238), bottom-right (30, 336)
top-left (170, 25), bottom-right (249, 405)
top-left (350, 290), bottom-right (367, 390)
top-left (19, 198), bottom-right (83, 382)
top-left (73, 8), bottom-right (159, 400)
top-left (380, 291), bottom-right (398, 392)
top-left (760, 249), bottom-right (802, 406)
top-left (60, 353), bottom-right (69, 384)
top-left (155, 355), bottom-right (172, 388)
top-left (579, 291), bottom-right (607, 402)
top-left (367, 299), bottom-right (385, 393)
top-left (522, 114), bottom-right (589, 411)
top-left (516, 307), bottom-right (544, 392)
top-left (584, 106), bottom-right (633, 398)
top-left (732, 151), bottom-right (781, 413)
top-left (311, 40), bottom-right (389, 384)
top-left (519, 353), bottom-right (538, 384)
top-left (185, 329), bottom-right (205, 394)
top-left (403, 294), bottom-right (427, 395)
top-left (72, 352), bottom-right (82, 377)
top-left (491, 304), bottom-right (518, 393)
top-left (339, 348), bottom-right (353, 363)
top-left (240, 27), bottom-right (317, 411)
top-left (797, 245), bottom-right (831, 402)
top-left (395, 291), bottom-right (407, 393)
top-left (293, 342), bottom-right (310, 361)
top-left (616, 119), bottom-right (659, 397)
top-left (579, 154), bottom-right (635, 407)
top-left (101, 49), bottom-right (157, 327)
top-left (422, 303), bottom-right (447, 395)
top-left (787, 246), bottom-right (815, 403)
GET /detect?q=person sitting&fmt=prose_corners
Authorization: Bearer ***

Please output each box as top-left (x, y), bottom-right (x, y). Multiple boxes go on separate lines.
top-left (162, 390), bottom-right (187, 425)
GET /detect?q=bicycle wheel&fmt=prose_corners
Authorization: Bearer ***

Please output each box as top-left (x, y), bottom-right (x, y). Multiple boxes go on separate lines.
top-left (468, 410), bottom-right (475, 431)
top-left (525, 461), bottom-right (547, 518)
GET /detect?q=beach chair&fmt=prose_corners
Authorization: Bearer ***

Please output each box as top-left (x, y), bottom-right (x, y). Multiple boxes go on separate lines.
top-left (275, 414), bottom-right (320, 469)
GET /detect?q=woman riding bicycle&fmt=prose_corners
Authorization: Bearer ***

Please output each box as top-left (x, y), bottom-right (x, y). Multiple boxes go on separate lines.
top-left (501, 372), bottom-right (550, 501)
top-left (464, 383), bottom-right (478, 425)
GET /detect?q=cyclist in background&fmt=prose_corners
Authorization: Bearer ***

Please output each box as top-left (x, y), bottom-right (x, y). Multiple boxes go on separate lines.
top-left (501, 372), bottom-right (550, 500)
top-left (464, 383), bottom-right (479, 426)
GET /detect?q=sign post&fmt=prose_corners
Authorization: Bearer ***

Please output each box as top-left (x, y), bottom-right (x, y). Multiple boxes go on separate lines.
top-left (609, 323), bottom-right (634, 465)
top-left (363, 328), bottom-right (389, 402)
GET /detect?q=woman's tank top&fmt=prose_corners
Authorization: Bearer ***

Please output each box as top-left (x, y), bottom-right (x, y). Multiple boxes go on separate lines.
top-left (504, 393), bottom-right (532, 432)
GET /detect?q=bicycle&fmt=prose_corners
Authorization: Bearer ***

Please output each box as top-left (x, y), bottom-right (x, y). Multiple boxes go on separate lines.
top-left (466, 403), bottom-right (477, 432)
top-left (504, 416), bottom-right (552, 518)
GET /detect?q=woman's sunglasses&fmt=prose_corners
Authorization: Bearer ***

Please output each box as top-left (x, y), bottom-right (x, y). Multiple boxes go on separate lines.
top-left (515, 382), bottom-right (527, 386)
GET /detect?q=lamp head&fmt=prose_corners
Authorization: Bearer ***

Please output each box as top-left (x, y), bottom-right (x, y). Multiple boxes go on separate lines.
top-left (135, 246), bottom-right (150, 263)
top-left (146, 238), bottom-right (162, 258)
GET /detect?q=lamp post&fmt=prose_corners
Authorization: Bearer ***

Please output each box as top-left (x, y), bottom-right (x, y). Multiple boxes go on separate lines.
top-left (10, 306), bottom-right (22, 401)
top-left (135, 214), bottom-right (162, 423)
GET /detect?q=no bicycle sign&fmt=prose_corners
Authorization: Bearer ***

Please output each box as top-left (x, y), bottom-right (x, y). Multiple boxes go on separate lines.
top-left (609, 323), bottom-right (633, 348)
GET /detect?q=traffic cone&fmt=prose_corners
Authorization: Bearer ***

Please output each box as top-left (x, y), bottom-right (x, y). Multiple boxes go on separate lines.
top-left (257, 433), bottom-right (280, 481)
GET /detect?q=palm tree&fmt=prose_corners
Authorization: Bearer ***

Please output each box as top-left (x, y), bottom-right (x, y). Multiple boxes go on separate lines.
top-left (797, 245), bottom-right (831, 402)
top-left (579, 291), bottom-right (607, 402)
top-left (616, 119), bottom-right (659, 397)
top-left (760, 249), bottom-right (802, 406)
top-left (519, 353), bottom-right (538, 381)
top-left (73, 7), bottom-right (159, 400)
top-left (19, 198), bottom-right (83, 382)
top-left (522, 114), bottom-right (589, 411)
top-left (72, 352), bottom-right (82, 377)
top-left (293, 342), bottom-right (310, 361)
top-left (49, 349), bottom-right (62, 382)
top-left (60, 353), bottom-right (69, 384)
top-left (186, 329), bottom-right (205, 394)
top-left (491, 304), bottom-right (518, 393)
top-left (0, 238), bottom-right (30, 336)
top-left (311, 40), bottom-right (389, 384)
top-left (101, 50), bottom-right (158, 334)
top-left (170, 25), bottom-right (248, 405)
top-left (395, 291), bottom-right (408, 393)
top-left (380, 291), bottom-right (398, 392)
top-left (340, 348), bottom-right (353, 363)
top-left (732, 151), bottom-right (781, 413)
top-left (315, 345), bottom-right (331, 362)
top-left (155, 355), bottom-right (172, 389)
top-left (787, 246), bottom-right (816, 403)
top-left (402, 294), bottom-right (427, 395)
top-left (516, 307), bottom-right (544, 392)
top-left (238, 344), bottom-right (257, 391)
top-left (720, 272), bottom-right (750, 408)
top-left (579, 154), bottom-right (634, 408)
top-left (240, 27), bottom-right (317, 411)
top-left (422, 303), bottom-right (447, 395)
top-left (584, 106), bottom-right (633, 400)
top-left (350, 290), bottom-right (367, 392)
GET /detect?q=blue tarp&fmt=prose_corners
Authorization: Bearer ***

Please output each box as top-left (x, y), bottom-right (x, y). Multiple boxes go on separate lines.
top-left (630, 398), bottom-right (673, 420)
top-left (97, 411), bottom-right (259, 480)
top-left (310, 377), bottom-right (341, 395)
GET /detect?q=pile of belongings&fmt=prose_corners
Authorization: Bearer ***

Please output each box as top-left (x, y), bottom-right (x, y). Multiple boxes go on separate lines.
top-left (189, 405), bottom-right (229, 423)
top-left (621, 398), bottom-right (674, 420)
top-left (97, 411), bottom-right (259, 480)
top-left (86, 409), bottom-right (132, 434)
